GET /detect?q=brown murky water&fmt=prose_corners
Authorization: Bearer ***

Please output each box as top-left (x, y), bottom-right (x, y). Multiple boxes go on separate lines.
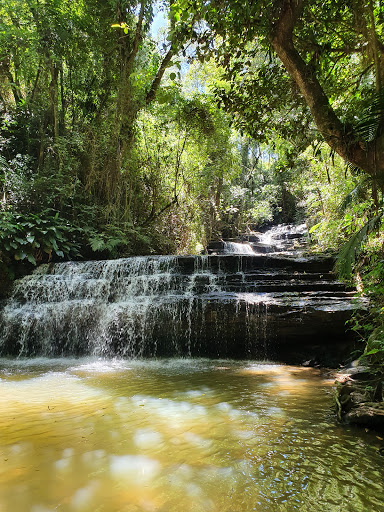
top-left (0, 358), bottom-right (383, 512)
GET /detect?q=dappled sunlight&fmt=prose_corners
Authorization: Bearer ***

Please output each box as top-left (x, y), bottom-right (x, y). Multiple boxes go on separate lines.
top-left (0, 359), bottom-right (382, 511)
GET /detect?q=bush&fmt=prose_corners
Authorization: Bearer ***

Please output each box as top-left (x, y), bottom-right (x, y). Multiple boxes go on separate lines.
top-left (0, 210), bottom-right (81, 266)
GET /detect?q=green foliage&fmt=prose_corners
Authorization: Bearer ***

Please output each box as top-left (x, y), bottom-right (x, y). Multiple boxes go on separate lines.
top-left (337, 177), bottom-right (373, 214)
top-left (336, 214), bottom-right (383, 280)
top-left (353, 91), bottom-right (384, 143)
top-left (178, 0), bottom-right (384, 188)
top-left (0, 210), bottom-right (81, 266)
top-left (85, 224), bottom-right (154, 258)
top-left (361, 325), bottom-right (384, 371)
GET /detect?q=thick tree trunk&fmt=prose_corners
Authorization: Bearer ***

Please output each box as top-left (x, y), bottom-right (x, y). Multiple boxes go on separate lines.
top-left (269, 0), bottom-right (384, 180)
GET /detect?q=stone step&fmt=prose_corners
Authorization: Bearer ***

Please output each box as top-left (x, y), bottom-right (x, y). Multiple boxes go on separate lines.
top-left (177, 255), bottom-right (336, 273)
top-left (0, 291), bottom-right (364, 361)
top-left (221, 271), bottom-right (336, 282)
top-left (203, 282), bottom-right (349, 293)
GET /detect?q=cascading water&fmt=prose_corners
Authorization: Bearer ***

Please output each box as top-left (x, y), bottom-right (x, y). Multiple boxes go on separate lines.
top-left (0, 225), bottom-right (365, 363)
top-left (258, 223), bottom-right (308, 247)
top-left (223, 241), bottom-right (255, 255)
top-left (209, 223), bottom-right (309, 256)
top-left (250, 223), bottom-right (309, 255)
top-left (0, 256), bottom-right (204, 357)
top-left (0, 226), bottom-right (377, 512)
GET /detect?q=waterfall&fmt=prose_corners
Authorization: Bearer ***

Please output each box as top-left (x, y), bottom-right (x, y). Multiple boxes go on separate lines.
top-left (0, 256), bottom-right (201, 357)
top-left (0, 225), bottom-right (365, 363)
top-left (257, 223), bottom-right (308, 253)
top-left (223, 242), bottom-right (255, 255)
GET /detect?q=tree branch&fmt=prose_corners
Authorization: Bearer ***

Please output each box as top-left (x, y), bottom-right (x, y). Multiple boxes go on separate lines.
top-left (125, 1), bottom-right (146, 74)
top-left (146, 10), bottom-right (198, 105)
top-left (269, 0), bottom-right (381, 176)
top-left (146, 47), bottom-right (174, 104)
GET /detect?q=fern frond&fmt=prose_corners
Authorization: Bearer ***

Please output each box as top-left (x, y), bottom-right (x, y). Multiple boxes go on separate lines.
top-left (354, 90), bottom-right (384, 142)
top-left (105, 238), bottom-right (124, 250)
top-left (0, 156), bottom-right (10, 171)
top-left (336, 214), bottom-right (383, 279)
top-left (345, 161), bottom-right (363, 178)
top-left (89, 236), bottom-right (106, 252)
top-left (337, 176), bottom-right (372, 213)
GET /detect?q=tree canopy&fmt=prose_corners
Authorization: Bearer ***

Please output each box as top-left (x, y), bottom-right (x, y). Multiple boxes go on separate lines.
top-left (1, 0), bottom-right (384, 268)
top-left (176, 0), bottom-right (384, 186)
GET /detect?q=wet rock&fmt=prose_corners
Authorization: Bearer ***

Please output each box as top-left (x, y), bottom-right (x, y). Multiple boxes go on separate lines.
top-left (344, 403), bottom-right (384, 428)
top-left (0, 224), bottom-right (367, 364)
top-left (335, 368), bottom-right (384, 430)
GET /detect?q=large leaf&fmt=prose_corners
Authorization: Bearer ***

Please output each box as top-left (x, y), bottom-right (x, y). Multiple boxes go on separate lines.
top-left (336, 214), bottom-right (383, 279)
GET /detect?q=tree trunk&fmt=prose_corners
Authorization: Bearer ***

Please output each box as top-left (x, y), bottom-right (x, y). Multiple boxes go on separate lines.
top-left (269, 0), bottom-right (384, 180)
top-left (0, 57), bottom-right (22, 105)
top-left (49, 63), bottom-right (59, 141)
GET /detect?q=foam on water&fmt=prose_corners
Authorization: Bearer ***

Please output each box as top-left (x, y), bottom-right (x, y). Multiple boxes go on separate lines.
top-left (223, 241), bottom-right (256, 255)
top-left (0, 224), bottom-right (362, 360)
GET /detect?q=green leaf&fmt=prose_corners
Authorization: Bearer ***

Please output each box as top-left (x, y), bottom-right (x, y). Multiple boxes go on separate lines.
top-left (364, 348), bottom-right (381, 355)
top-left (90, 237), bottom-right (106, 252)
top-left (27, 253), bottom-right (37, 265)
top-left (14, 251), bottom-right (26, 261)
top-left (170, 72), bottom-right (176, 80)
top-left (309, 222), bottom-right (321, 234)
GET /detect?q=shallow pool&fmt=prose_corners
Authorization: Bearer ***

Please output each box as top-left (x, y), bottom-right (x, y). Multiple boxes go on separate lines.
top-left (0, 358), bottom-right (382, 511)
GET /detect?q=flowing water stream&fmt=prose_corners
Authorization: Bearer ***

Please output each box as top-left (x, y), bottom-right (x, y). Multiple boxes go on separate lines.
top-left (0, 229), bottom-right (361, 362)
top-left (0, 225), bottom-right (378, 511)
top-left (0, 358), bottom-right (383, 512)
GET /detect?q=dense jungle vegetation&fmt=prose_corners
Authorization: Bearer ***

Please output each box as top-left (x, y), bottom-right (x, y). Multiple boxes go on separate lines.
top-left (1, 0), bottom-right (384, 374)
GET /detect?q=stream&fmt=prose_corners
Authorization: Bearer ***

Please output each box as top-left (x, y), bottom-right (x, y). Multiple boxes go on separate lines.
top-left (0, 358), bottom-right (383, 512)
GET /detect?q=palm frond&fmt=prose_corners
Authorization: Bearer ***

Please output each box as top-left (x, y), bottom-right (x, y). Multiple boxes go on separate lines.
top-left (335, 214), bottom-right (383, 279)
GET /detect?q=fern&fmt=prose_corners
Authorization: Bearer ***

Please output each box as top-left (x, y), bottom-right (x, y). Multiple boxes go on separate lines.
top-left (337, 176), bottom-right (372, 213)
top-left (354, 90), bottom-right (384, 142)
top-left (0, 156), bottom-right (10, 170)
top-left (89, 232), bottom-right (127, 255)
top-left (335, 214), bottom-right (383, 279)
top-left (105, 238), bottom-right (124, 251)
top-left (90, 236), bottom-right (106, 252)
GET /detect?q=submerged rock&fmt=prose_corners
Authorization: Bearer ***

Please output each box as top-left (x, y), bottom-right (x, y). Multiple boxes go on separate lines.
top-left (344, 403), bottom-right (384, 428)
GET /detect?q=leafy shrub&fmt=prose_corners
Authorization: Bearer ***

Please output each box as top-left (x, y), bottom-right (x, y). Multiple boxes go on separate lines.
top-left (0, 210), bottom-right (81, 266)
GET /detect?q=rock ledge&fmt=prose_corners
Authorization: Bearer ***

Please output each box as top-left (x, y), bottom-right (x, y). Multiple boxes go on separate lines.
top-left (335, 366), bottom-right (384, 430)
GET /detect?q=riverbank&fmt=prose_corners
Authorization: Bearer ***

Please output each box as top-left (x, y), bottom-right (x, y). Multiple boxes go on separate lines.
top-left (335, 364), bottom-right (384, 431)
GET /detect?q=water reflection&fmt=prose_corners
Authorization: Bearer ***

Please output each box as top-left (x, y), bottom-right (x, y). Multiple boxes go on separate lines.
top-left (0, 358), bottom-right (382, 511)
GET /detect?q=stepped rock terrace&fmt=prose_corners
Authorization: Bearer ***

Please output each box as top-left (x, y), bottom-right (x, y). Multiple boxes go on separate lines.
top-left (0, 240), bottom-right (365, 364)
